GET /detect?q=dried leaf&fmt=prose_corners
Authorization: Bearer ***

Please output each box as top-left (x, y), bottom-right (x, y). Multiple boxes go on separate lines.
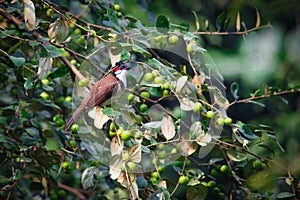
top-left (142, 121), bottom-right (162, 129)
top-left (23, 0), bottom-right (36, 31)
top-left (128, 144), bottom-right (141, 163)
top-left (161, 115), bottom-right (176, 140)
top-left (109, 155), bottom-right (123, 180)
top-left (192, 11), bottom-right (200, 30)
top-left (176, 76), bottom-right (188, 93)
top-left (48, 17), bottom-right (70, 42)
top-left (236, 12), bottom-right (240, 32)
top-left (38, 57), bottom-right (53, 79)
top-left (94, 106), bottom-right (110, 129)
top-left (180, 141), bottom-right (198, 156)
top-left (196, 133), bottom-right (212, 146)
top-left (179, 97), bottom-right (194, 111)
top-left (110, 137), bottom-right (123, 156)
top-left (255, 8), bottom-right (261, 28)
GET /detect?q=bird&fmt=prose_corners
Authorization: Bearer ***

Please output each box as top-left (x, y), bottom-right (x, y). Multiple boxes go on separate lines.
top-left (65, 61), bottom-right (131, 130)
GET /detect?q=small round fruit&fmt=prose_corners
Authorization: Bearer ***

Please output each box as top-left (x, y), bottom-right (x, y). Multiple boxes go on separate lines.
top-left (217, 118), bottom-right (224, 126)
top-left (108, 33), bottom-right (118, 41)
top-left (56, 96), bottom-right (65, 104)
top-left (78, 78), bottom-right (89, 87)
top-left (211, 168), bottom-right (219, 177)
top-left (70, 59), bottom-right (77, 66)
top-left (117, 12), bottom-right (122, 17)
top-left (152, 70), bottom-right (159, 77)
top-left (220, 165), bottom-right (229, 173)
top-left (113, 4), bottom-right (121, 11)
top-left (253, 160), bottom-right (262, 170)
top-left (69, 140), bottom-right (77, 149)
top-left (109, 130), bottom-right (117, 137)
top-left (120, 130), bottom-right (131, 141)
top-left (120, 163), bottom-right (126, 171)
top-left (52, 114), bottom-right (61, 122)
top-left (10, 87), bottom-right (18, 96)
top-left (170, 148), bottom-right (177, 155)
top-left (193, 102), bottom-right (203, 112)
top-left (65, 96), bottom-right (72, 102)
top-left (41, 79), bottom-right (49, 85)
top-left (70, 124), bottom-right (79, 132)
top-left (154, 76), bottom-right (163, 84)
top-left (127, 161), bottom-right (136, 170)
top-left (62, 161), bottom-right (70, 170)
top-left (46, 9), bottom-right (54, 17)
top-left (178, 175), bottom-right (189, 185)
top-left (123, 151), bottom-right (130, 161)
top-left (57, 189), bottom-right (66, 197)
top-left (151, 171), bottom-right (159, 179)
top-left (144, 72), bottom-right (154, 82)
top-left (154, 35), bottom-right (163, 42)
top-left (127, 93), bottom-right (135, 102)
top-left (63, 51), bottom-right (71, 58)
top-left (158, 166), bottom-right (165, 172)
top-left (261, 162), bottom-right (267, 170)
top-left (150, 177), bottom-right (158, 184)
top-left (140, 91), bottom-right (150, 99)
top-left (77, 36), bottom-right (85, 44)
top-left (206, 111), bottom-right (215, 119)
top-left (157, 150), bottom-right (166, 159)
top-left (139, 104), bottom-right (148, 112)
top-left (110, 123), bottom-right (118, 131)
top-left (207, 180), bottom-right (216, 188)
top-left (40, 92), bottom-right (49, 100)
top-left (134, 131), bottom-right (142, 139)
top-left (186, 44), bottom-right (193, 53)
top-left (224, 117), bottom-right (233, 125)
top-left (168, 35), bottom-right (179, 45)
top-left (55, 118), bottom-right (65, 127)
top-left (74, 28), bottom-right (81, 35)
top-left (162, 90), bottom-right (169, 97)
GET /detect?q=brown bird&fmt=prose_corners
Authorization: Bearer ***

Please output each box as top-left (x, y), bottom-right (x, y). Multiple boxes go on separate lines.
top-left (65, 62), bottom-right (131, 130)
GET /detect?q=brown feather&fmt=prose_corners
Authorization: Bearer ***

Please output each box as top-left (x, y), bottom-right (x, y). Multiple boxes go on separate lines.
top-left (65, 74), bottom-right (118, 130)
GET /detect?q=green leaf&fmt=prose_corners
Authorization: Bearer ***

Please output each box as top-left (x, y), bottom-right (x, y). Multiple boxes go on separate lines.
top-left (277, 192), bottom-right (295, 199)
top-left (102, 107), bottom-right (121, 118)
top-left (208, 158), bottom-right (224, 165)
top-left (186, 184), bottom-right (208, 200)
top-left (216, 11), bottom-right (227, 31)
top-left (26, 127), bottom-right (39, 137)
top-left (9, 56), bottom-right (25, 67)
top-left (50, 65), bottom-right (69, 79)
top-left (156, 15), bottom-right (169, 32)
top-left (150, 190), bottom-right (170, 200)
top-left (24, 77), bottom-right (36, 89)
top-left (236, 121), bottom-right (258, 139)
top-left (132, 44), bottom-right (151, 57)
top-left (226, 148), bottom-right (247, 162)
top-left (230, 82), bottom-right (239, 100)
top-left (40, 44), bottom-right (65, 58)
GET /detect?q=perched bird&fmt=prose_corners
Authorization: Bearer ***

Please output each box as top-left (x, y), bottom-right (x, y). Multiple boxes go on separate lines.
top-left (65, 62), bottom-right (131, 130)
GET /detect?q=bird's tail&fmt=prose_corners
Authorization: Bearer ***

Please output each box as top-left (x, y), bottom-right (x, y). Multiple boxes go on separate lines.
top-left (65, 105), bottom-right (84, 130)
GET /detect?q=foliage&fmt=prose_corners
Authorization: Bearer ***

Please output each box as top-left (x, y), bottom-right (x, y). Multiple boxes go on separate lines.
top-left (0, 1), bottom-right (299, 200)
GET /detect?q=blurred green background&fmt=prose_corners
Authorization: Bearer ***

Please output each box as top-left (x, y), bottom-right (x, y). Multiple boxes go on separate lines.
top-left (121, 0), bottom-right (300, 163)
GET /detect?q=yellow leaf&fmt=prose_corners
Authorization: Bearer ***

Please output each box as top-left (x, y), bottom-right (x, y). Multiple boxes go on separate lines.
top-left (23, 0), bottom-right (36, 31)
top-left (255, 8), bottom-right (261, 28)
top-left (128, 144), bottom-right (141, 163)
top-left (110, 137), bottom-right (123, 156)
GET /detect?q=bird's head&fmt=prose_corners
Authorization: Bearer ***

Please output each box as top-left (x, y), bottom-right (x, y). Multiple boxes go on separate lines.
top-left (113, 62), bottom-right (131, 75)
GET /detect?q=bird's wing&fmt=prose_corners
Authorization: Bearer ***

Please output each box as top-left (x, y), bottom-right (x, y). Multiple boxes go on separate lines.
top-left (86, 74), bottom-right (118, 110)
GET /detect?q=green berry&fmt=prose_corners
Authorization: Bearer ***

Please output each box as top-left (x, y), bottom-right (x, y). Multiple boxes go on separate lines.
top-left (74, 28), bottom-right (81, 35)
top-left (139, 104), bottom-right (148, 112)
top-left (127, 161), bottom-right (136, 170)
top-left (193, 102), bottom-right (203, 112)
top-left (158, 166), bottom-right (165, 172)
top-left (170, 148), bottom-right (177, 154)
top-left (217, 118), bottom-right (224, 126)
top-left (211, 168), bottom-right (219, 177)
top-left (140, 91), bottom-right (150, 99)
top-left (52, 114), bottom-right (61, 122)
top-left (10, 87), bottom-right (18, 96)
top-left (206, 111), bottom-right (215, 119)
top-left (113, 4), bottom-right (121, 11)
top-left (70, 124), bottom-right (79, 132)
top-left (154, 35), bottom-right (163, 42)
top-left (134, 131), bottom-right (142, 139)
top-left (56, 96), bottom-right (65, 104)
top-left (120, 130), bottom-right (131, 141)
top-left (186, 44), bottom-right (193, 53)
top-left (224, 117), bottom-right (233, 125)
top-left (46, 9), bottom-right (54, 17)
top-left (77, 36), bottom-right (85, 44)
top-left (127, 93), bottom-right (135, 102)
top-left (65, 96), bottom-right (72, 102)
top-left (157, 150), bottom-right (166, 159)
top-left (207, 180), bottom-right (216, 187)
top-left (109, 130), bottom-right (117, 137)
top-left (168, 35), bottom-right (179, 44)
top-left (154, 76), bottom-right (163, 84)
top-left (144, 72), bottom-right (154, 82)
top-left (151, 171), bottom-right (160, 179)
top-left (62, 161), bottom-right (70, 170)
top-left (253, 160), bottom-right (262, 170)
top-left (57, 189), bottom-right (66, 197)
top-left (220, 165), bottom-right (229, 173)
top-left (55, 118), bottom-right (65, 127)
top-left (78, 78), bottom-right (89, 87)
top-left (70, 59), bottom-right (77, 66)
top-left (120, 163), bottom-right (126, 171)
top-left (40, 92), bottom-right (49, 100)
top-left (178, 175), bottom-right (189, 185)
top-left (152, 70), bottom-right (159, 77)
top-left (69, 140), bottom-right (77, 149)
top-left (123, 151), bottom-right (130, 161)
top-left (150, 177), bottom-right (158, 184)
top-left (41, 79), bottom-right (49, 85)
